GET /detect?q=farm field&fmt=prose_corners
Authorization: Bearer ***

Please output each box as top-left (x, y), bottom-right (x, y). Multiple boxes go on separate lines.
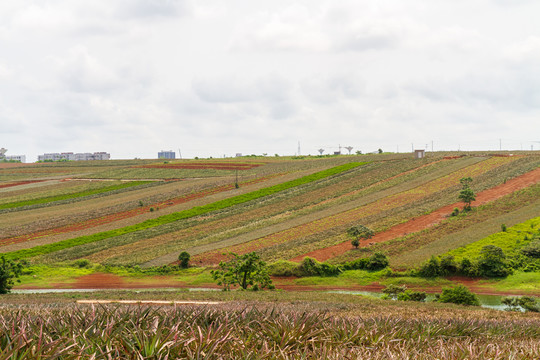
top-left (0, 152), bottom-right (539, 296)
top-left (1, 291), bottom-right (539, 359)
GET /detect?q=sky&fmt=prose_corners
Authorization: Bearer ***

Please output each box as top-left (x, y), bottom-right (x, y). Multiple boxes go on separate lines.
top-left (1, 0), bottom-right (539, 161)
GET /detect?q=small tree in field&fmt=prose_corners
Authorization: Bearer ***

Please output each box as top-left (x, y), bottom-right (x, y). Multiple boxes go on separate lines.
top-left (211, 252), bottom-right (274, 291)
top-left (178, 251), bottom-right (190, 269)
top-left (347, 225), bottom-right (374, 249)
top-left (458, 177), bottom-right (475, 211)
top-left (0, 256), bottom-right (25, 294)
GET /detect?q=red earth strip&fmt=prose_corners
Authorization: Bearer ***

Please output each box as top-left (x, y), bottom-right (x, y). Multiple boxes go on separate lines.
top-left (291, 166), bottom-right (540, 262)
top-left (0, 180), bottom-right (47, 189)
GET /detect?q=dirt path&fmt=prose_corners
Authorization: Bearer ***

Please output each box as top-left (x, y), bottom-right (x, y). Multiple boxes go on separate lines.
top-left (291, 167), bottom-right (540, 262)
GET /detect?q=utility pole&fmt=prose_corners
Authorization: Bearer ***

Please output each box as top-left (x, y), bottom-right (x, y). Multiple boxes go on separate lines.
top-left (431, 140), bottom-right (433, 152)
top-left (499, 139), bottom-right (502, 151)
top-left (298, 141), bottom-right (301, 156)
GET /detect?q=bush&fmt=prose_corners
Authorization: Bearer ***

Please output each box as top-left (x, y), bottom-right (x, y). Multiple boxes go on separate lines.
top-left (501, 224), bottom-right (507, 232)
top-left (418, 256), bottom-right (442, 278)
top-left (397, 290), bottom-right (427, 302)
top-left (521, 240), bottom-right (540, 258)
top-left (267, 260), bottom-right (302, 277)
top-left (476, 245), bottom-right (511, 278)
top-left (73, 259), bottom-right (91, 268)
top-left (382, 284), bottom-right (406, 300)
top-left (437, 285), bottom-right (480, 306)
top-left (502, 296), bottom-right (539, 312)
top-left (440, 255), bottom-right (458, 275)
top-left (458, 257), bottom-right (477, 277)
top-left (366, 252), bottom-right (389, 270)
top-left (0, 257), bottom-right (25, 294)
top-left (178, 251), bottom-right (190, 269)
top-left (298, 257), bottom-right (342, 277)
top-left (450, 208), bottom-right (460, 217)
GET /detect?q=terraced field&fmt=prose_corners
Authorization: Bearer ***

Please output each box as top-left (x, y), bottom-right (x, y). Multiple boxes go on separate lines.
top-left (1, 153), bottom-right (539, 274)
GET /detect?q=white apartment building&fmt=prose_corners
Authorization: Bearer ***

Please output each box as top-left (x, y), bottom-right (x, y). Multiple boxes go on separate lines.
top-left (38, 152), bottom-right (111, 161)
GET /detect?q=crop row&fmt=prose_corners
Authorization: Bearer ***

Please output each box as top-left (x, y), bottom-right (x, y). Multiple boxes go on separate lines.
top-left (0, 181), bottom-right (153, 211)
top-left (83, 159), bottom-right (442, 265)
top-left (0, 173), bottom-right (282, 248)
top-left (0, 179), bottom-right (46, 189)
top-left (193, 157), bottom-right (518, 264)
top-left (2, 162), bottom-right (366, 260)
top-left (85, 157), bottom-right (504, 266)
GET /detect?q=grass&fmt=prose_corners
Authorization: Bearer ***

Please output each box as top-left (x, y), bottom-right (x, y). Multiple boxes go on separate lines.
top-left (442, 216), bottom-right (540, 262)
top-left (3, 162), bottom-right (367, 261)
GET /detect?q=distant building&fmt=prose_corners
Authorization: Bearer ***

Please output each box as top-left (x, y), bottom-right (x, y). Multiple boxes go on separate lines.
top-left (6, 155), bottom-right (26, 163)
top-left (333, 151), bottom-right (341, 155)
top-left (158, 150), bottom-right (175, 159)
top-left (38, 152), bottom-right (110, 161)
top-left (235, 153), bottom-right (243, 157)
top-left (414, 149), bottom-right (425, 159)
top-left (0, 148), bottom-right (26, 163)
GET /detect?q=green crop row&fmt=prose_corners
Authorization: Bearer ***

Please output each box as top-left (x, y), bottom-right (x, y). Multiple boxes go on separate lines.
top-left (4, 162), bottom-right (367, 260)
top-left (0, 181), bottom-right (153, 210)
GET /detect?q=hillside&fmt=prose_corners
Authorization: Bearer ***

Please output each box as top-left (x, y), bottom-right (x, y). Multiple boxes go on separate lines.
top-left (1, 152), bottom-right (539, 277)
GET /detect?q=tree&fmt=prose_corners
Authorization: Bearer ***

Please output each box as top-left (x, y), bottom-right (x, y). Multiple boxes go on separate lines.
top-left (458, 177), bottom-right (475, 211)
top-left (178, 251), bottom-right (190, 269)
top-left (211, 252), bottom-right (274, 291)
top-left (344, 146), bottom-right (353, 155)
top-left (437, 285), bottom-right (480, 306)
top-left (0, 256), bottom-right (25, 294)
top-left (477, 245), bottom-right (510, 277)
top-left (347, 225), bottom-right (374, 249)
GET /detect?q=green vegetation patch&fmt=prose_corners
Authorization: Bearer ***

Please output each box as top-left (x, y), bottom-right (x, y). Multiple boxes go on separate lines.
top-left (4, 162), bottom-right (367, 261)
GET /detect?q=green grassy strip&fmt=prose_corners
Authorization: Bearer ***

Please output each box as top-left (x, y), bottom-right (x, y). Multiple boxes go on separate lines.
top-left (0, 181), bottom-right (153, 210)
top-left (442, 216), bottom-right (540, 261)
top-left (3, 162), bottom-right (366, 260)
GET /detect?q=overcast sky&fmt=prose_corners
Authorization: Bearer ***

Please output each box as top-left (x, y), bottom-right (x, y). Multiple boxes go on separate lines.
top-left (1, 0), bottom-right (539, 161)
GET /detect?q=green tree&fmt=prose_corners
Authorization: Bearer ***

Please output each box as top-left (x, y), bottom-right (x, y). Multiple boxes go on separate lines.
top-left (178, 251), bottom-right (190, 269)
top-left (211, 252), bottom-right (274, 291)
top-left (437, 285), bottom-right (480, 306)
top-left (0, 256), bottom-right (25, 294)
top-left (458, 177), bottom-right (475, 211)
top-left (347, 225), bottom-right (374, 249)
top-left (477, 245), bottom-right (510, 277)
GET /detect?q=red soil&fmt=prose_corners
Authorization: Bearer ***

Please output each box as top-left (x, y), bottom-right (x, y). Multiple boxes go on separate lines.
top-left (137, 162), bottom-right (263, 170)
top-left (22, 273), bottom-right (533, 296)
top-left (0, 180), bottom-right (47, 189)
top-left (291, 166), bottom-right (540, 262)
top-left (0, 174), bottom-right (281, 248)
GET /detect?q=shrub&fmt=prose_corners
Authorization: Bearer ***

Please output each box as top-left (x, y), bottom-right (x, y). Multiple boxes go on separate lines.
top-left (476, 245), bottom-right (510, 278)
top-left (267, 260), bottom-right (301, 277)
top-left (298, 257), bottom-right (342, 277)
top-left (501, 223), bottom-right (507, 232)
top-left (521, 240), bottom-right (540, 258)
top-left (342, 257), bottom-right (369, 271)
top-left (366, 252), bottom-right (389, 270)
top-left (418, 256), bottom-right (442, 278)
top-left (382, 284), bottom-right (406, 300)
top-left (450, 208), bottom-right (460, 217)
top-left (458, 257), bottom-right (477, 277)
top-left (73, 259), bottom-right (91, 268)
top-left (0, 256), bottom-right (25, 294)
top-left (502, 296), bottom-right (539, 312)
top-left (437, 285), bottom-right (480, 306)
top-left (178, 251), bottom-right (190, 269)
top-left (397, 290), bottom-right (427, 302)
top-left (440, 255), bottom-right (458, 275)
